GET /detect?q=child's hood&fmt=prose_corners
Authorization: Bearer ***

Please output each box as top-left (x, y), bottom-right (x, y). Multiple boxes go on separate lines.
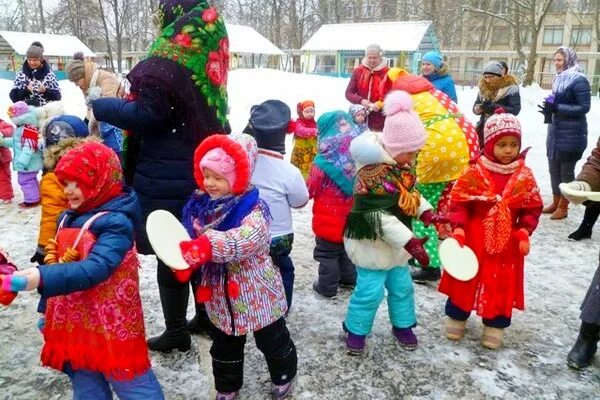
top-left (43, 136), bottom-right (101, 171)
top-left (349, 130), bottom-right (395, 170)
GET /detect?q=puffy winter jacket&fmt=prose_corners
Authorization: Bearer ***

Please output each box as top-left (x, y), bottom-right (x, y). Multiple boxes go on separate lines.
top-left (10, 61), bottom-right (61, 106)
top-left (345, 62), bottom-right (391, 131)
top-left (423, 64), bottom-right (457, 102)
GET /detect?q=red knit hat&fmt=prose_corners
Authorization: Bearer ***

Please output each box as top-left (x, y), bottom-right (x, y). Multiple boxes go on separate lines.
top-left (297, 100), bottom-right (315, 117)
top-left (55, 142), bottom-right (123, 212)
top-left (483, 108), bottom-right (522, 159)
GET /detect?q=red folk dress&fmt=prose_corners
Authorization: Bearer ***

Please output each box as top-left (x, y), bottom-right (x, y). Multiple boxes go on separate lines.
top-left (438, 156), bottom-right (542, 320)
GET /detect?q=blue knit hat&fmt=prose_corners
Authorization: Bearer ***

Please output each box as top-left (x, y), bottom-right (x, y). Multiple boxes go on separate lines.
top-left (422, 51), bottom-right (443, 69)
top-left (45, 115), bottom-right (89, 146)
top-left (247, 100), bottom-right (291, 154)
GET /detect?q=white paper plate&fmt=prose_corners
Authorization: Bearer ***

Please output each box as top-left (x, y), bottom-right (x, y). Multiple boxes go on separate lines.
top-left (146, 210), bottom-right (191, 270)
top-left (559, 182), bottom-right (600, 202)
top-left (439, 238), bottom-right (479, 281)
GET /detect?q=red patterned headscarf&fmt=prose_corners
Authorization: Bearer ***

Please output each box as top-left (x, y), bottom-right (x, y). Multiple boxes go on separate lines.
top-left (55, 142), bottom-right (123, 213)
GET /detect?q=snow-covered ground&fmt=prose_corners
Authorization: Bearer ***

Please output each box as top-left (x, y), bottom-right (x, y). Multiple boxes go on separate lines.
top-left (1, 69), bottom-right (600, 399)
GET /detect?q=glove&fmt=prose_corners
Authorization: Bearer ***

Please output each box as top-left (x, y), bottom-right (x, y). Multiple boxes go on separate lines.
top-left (537, 103), bottom-right (554, 124)
top-left (30, 246), bottom-right (46, 265)
top-left (420, 210), bottom-right (452, 228)
top-left (480, 101), bottom-right (495, 115)
top-left (451, 228), bottom-right (466, 247)
top-left (404, 237), bottom-right (430, 267)
top-left (85, 86), bottom-right (102, 107)
top-left (174, 235), bottom-right (212, 283)
top-left (561, 180), bottom-right (592, 204)
top-left (512, 228), bottom-right (530, 256)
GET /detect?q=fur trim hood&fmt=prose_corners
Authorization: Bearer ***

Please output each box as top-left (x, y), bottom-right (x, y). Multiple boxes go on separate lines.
top-left (43, 136), bottom-right (101, 171)
top-left (349, 130), bottom-right (395, 170)
top-left (478, 74), bottom-right (519, 102)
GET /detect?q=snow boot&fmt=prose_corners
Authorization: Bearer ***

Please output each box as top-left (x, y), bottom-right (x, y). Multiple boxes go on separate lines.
top-left (392, 327), bottom-right (418, 350)
top-left (542, 195), bottom-right (560, 214)
top-left (270, 379), bottom-right (294, 400)
top-left (481, 326), bottom-right (504, 349)
top-left (343, 323), bottom-right (366, 355)
top-left (187, 302), bottom-right (212, 337)
top-left (567, 322), bottom-right (600, 370)
top-left (215, 392), bottom-right (238, 400)
top-left (568, 203), bottom-right (600, 241)
top-left (550, 196), bottom-right (569, 220)
top-left (411, 266), bottom-right (441, 284)
top-left (446, 317), bottom-right (467, 341)
top-left (147, 284), bottom-right (191, 352)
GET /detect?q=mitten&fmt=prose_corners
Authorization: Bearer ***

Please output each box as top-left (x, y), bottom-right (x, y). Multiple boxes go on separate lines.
top-left (37, 315), bottom-right (45, 333)
top-left (0, 260), bottom-right (18, 306)
top-left (513, 228), bottom-right (530, 256)
top-left (174, 235), bottom-right (212, 283)
top-left (404, 237), bottom-right (430, 267)
top-left (451, 228), bottom-right (466, 247)
top-left (420, 210), bottom-right (452, 228)
top-left (0, 274), bottom-right (27, 292)
top-left (30, 246), bottom-right (46, 265)
top-left (85, 86), bottom-right (102, 107)
top-left (562, 181), bottom-right (592, 204)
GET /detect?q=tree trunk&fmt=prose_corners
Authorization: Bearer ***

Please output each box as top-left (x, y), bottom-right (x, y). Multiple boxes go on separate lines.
top-left (37, 0), bottom-right (45, 33)
top-left (98, 0), bottom-right (115, 72)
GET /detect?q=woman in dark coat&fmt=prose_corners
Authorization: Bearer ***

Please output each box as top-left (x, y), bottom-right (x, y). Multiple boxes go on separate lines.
top-left (91, 0), bottom-right (229, 352)
top-left (473, 60), bottom-right (521, 148)
top-left (9, 42), bottom-right (61, 106)
top-left (539, 47), bottom-right (591, 220)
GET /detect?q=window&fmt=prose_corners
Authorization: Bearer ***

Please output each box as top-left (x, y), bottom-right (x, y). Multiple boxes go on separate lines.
top-left (577, 0), bottom-right (593, 12)
top-left (465, 57), bottom-right (483, 72)
top-left (520, 29), bottom-right (532, 45)
top-left (548, 0), bottom-right (567, 13)
top-left (543, 26), bottom-right (563, 45)
top-left (492, 26), bottom-right (510, 45)
top-left (363, 3), bottom-right (374, 17)
top-left (571, 26), bottom-right (592, 46)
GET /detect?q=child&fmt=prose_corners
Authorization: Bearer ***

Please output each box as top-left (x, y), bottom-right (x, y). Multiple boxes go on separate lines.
top-left (348, 104), bottom-right (368, 133)
top-left (342, 91), bottom-right (448, 354)
top-left (439, 109), bottom-right (542, 349)
top-left (248, 100), bottom-right (309, 310)
top-left (30, 115), bottom-right (90, 264)
top-left (0, 120), bottom-right (15, 204)
top-left (2, 142), bottom-right (164, 398)
top-left (308, 110), bottom-right (360, 298)
top-left (2, 101), bottom-right (43, 207)
top-left (172, 133), bottom-right (297, 400)
top-left (290, 100), bottom-right (317, 179)
top-left (0, 247), bottom-right (18, 305)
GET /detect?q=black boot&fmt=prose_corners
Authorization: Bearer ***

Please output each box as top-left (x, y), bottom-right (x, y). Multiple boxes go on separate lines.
top-left (568, 202), bottom-right (600, 241)
top-left (187, 302), bottom-right (212, 336)
top-left (147, 284), bottom-right (191, 352)
top-left (567, 322), bottom-right (600, 370)
top-left (411, 266), bottom-right (441, 283)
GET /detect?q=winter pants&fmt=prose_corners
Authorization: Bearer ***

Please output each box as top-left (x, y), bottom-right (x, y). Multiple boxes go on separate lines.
top-left (580, 264), bottom-right (600, 325)
top-left (64, 364), bottom-right (164, 400)
top-left (17, 170), bottom-right (39, 203)
top-left (344, 266), bottom-right (416, 336)
top-left (548, 157), bottom-right (577, 196)
top-left (270, 233), bottom-right (295, 309)
top-left (313, 236), bottom-right (356, 297)
top-left (210, 318), bottom-right (297, 393)
top-left (445, 299), bottom-right (511, 328)
top-left (0, 161), bottom-right (13, 201)
top-left (412, 182), bottom-right (447, 269)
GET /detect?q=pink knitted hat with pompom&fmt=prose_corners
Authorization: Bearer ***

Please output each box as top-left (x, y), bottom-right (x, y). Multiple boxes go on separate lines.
top-left (381, 90), bottom-right (427, 157)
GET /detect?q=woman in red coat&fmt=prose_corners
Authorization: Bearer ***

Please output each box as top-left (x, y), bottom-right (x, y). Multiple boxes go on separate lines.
top-left (345, 44), bottom-right (391, 131)
top-left (439, 110), bottom-right (543, 349)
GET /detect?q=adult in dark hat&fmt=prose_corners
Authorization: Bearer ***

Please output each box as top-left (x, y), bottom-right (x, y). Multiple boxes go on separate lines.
top-left (9, 41), bottom-right (62, 106)
top-left (91, 0), bottom-right (229, 352)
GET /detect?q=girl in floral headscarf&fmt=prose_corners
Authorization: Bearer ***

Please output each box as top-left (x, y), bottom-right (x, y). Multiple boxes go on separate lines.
top-left (2, 142), bottom-right (164, 399)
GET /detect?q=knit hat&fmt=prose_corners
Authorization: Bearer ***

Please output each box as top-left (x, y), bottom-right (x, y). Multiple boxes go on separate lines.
top-left (482, 61), bottom-right (503, 77)
top-left (348, 104), bottom-right (367, 118)
top-left (381, 90), bottom-right (427, 157)
top-left (45, 115), bottom-right (89, 146)
top-left (422, 51), bottom-right (443, 69)
top-left (193, 133), bottom-right (258, 195)
top-left (26, 41), bottom-right (44, 59)
top-left (297, 100), bottom-right (315, 117)
top-left (247, 100), bottom-right (291, 154)
top-left (55, 142), bottom-right (123, 213)
top-left (365, 43), bottom-right (383, 56)
top-left (65, 52), bottom-right (86, 82)
top-left (483, 108), bottom-right (521, 158)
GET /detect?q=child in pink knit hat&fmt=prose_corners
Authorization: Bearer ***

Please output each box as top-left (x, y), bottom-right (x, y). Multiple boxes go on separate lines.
top-left (342, 90), bottom-right (450, 354)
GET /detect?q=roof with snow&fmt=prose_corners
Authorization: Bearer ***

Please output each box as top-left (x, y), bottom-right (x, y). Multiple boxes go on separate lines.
top-left (301, 21), bottom-right (433, 52)
top-left (225, 24), bottom-right (284, 56)
top-left (0, 31), bottom-right (95, 57)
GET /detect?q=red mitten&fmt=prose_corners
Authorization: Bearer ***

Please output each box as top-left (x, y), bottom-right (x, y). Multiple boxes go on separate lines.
top-left (180, 235), bottom-right (212, 269)
top-left (513, 228), bottom-right (530, 256)
top-left (404, 237), bottom-right (430, 267)
top-left (451, 228), bottom-right (466, 247)
top-left (420, 210), bottom-right (452, 228)
top-left (173, 268), bottom-right (194, 283)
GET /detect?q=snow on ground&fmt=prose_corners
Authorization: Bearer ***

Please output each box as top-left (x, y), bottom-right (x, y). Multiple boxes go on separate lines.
top-left (1, 70), bottom-right (600, 399)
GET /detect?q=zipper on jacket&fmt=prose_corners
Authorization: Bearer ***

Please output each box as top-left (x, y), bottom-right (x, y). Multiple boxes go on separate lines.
top-left (223, 270), bottom-right (235, 336)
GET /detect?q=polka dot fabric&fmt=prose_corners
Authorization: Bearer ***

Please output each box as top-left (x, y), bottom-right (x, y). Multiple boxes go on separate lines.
top-left (412, 182), bottom-right (446, 268)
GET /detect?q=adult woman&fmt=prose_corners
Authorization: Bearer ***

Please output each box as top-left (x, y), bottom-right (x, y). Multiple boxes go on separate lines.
top-left (91, 0), bottom-right (229, 352)
top-left (345, 43), bottom-right (391, 131)
top-left (9, 42), bottom-right (61, 106)
top-left (473, 60), bottom-right (520, 148)
top-left (539, 47), bottom-right (591, 220)
top-left (421, 51), bottom-right (457, 102)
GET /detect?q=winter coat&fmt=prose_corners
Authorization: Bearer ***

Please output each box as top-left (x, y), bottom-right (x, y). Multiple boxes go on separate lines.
top-left (0, 111), bottom-right (43, 172)
top-left (9, 61), bottom-right (61, 106)
top-left (203, 203), bottom-right (288, 336)
top-left (37, 186), bottom-right (141, 307)
top-left (546, 74), bottom-right (591, 161)
top-left (0, 120), bottom-right (13, 167)
top-left (345, 60), bottom-right (391, 131)
top-left (423, 64), bottom-right (457, 102)
top-left (578, 136), bottom-right (600, 191)
top-left (307, 166), bottom-right (353, 243)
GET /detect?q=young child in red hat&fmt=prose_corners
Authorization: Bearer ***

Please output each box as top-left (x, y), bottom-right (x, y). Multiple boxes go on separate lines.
top-left (173, 133), bottom-right (297, 400)
top-left (290, 100), bottom-right (317, 179)
top-left (439, 109), bottom-right (543, 349)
